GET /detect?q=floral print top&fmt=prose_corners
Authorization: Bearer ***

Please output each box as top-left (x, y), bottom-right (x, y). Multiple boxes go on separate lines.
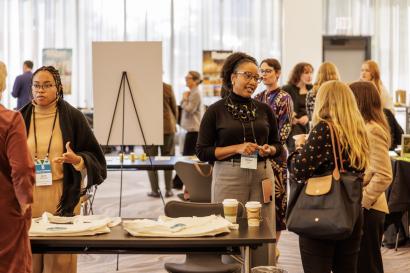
top-left (254, 88), bottom-right (293, 144)
top-left (290, 121), bottom-right (362, 182)
top-left (306, 90), bottom-right (316, 121)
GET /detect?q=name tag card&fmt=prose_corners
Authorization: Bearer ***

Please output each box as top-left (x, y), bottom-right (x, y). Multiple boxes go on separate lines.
top-left (240, 153), bottom-right (258, 170)
top-left (35, 159), bottom-right (52, 186)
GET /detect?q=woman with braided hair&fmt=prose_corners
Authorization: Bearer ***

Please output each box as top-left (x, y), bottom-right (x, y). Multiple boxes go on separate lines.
top-left (196, 52), bottom-right (282, 266)
top-left (20, 66), bottom-right (107, 273)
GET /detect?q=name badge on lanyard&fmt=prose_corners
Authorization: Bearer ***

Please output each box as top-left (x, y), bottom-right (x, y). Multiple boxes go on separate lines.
top-left (32, 107), bottom-right (58, 187)
top-left (240, 152), bottom-right (258, 170)
top-left (35, 158), bottom-right (52, 186)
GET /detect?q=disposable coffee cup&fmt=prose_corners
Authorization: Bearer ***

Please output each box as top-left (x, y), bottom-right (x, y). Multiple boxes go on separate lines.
top-left (292, 134), bottom-right (308, 141)
top-left (222, 199), bottom-right (239, 224)
top-left (245, 201), bottom-right (262, 227)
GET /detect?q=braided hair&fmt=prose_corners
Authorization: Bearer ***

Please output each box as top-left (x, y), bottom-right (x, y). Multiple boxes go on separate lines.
top-left (32, 66), bottom-right (64, 99)
top-left (220, 52), bottom-right (257, 98)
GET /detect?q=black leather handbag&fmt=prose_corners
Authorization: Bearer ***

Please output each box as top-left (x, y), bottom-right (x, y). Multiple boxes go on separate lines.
top-left (286, 122), bottom-right (363, 240)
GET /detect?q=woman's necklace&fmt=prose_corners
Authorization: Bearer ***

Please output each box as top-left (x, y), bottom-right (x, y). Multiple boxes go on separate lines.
top-left (224, 94), bottom-right (257, 123)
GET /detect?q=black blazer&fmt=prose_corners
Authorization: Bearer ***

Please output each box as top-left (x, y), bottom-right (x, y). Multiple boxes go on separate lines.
top-left (384, 108), bottom-right (404, 150)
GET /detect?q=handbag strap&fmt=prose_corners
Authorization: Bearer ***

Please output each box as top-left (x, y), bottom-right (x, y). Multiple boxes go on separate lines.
top-left (193, 163), bottom-right (213, 177)
top-left (327, 122), bottom-right (341, 180)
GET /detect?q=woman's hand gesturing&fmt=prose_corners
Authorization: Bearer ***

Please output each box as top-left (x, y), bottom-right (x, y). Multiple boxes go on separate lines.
top-left (53, 141), bottom-right (82, 165)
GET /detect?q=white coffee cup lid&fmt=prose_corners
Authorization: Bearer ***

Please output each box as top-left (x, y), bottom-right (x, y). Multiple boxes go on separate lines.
top-left (245, 201), bottom-right (262, 208)
top-left (223, 199), bottom-right (238, 205)
top-left (292, 134), bottom-right (307, 141)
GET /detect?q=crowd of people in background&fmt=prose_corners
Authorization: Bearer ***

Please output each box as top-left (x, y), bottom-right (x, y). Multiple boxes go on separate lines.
top-left (0, 53), bottom-right (405, 273)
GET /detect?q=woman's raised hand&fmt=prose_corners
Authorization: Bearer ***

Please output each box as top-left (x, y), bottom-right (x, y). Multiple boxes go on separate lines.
top-left (53, 141), bottom-right (82, 165)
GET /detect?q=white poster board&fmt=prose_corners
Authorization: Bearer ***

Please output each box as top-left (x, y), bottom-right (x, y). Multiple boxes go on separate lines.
top-left (92, 42), bottom-right (163, 145)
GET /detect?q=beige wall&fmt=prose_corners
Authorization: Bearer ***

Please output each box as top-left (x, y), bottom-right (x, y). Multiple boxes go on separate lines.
top-left (282, 0), bottom-right (323, 81)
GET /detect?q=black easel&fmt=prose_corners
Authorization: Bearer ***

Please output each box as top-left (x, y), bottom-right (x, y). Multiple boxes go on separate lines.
top-left (105, 71), bottom-right (165, 270)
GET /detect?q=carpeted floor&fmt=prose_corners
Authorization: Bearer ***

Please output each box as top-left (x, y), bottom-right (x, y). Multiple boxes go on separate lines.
top-left (77, 170), bottom-right (410, 273)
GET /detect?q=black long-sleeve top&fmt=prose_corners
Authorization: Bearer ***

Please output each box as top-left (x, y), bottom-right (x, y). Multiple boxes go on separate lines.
top-left (383, 108), bottom-right (403, 150)
top-left (196, 92), bottom-right (282, 162)
top-left (290, 121), bottom-right (363, 181)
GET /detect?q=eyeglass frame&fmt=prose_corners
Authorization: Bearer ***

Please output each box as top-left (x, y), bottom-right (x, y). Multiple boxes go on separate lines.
top-left (234, 71), bottom-right (262, 83)
top-left (259, 68), bottom-right (274, 75)
top-left (32, 83), bottom-right (57, 91)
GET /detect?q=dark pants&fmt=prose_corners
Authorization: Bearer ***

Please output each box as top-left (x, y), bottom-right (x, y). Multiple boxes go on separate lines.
top-left (182, 131), bottom-right (198, 156)
top-left (143, 134), bottom-right (175, 191)
top-left (299, 214), bottom-right (363, 273)
top-left (358, 209), bottom-right (385, 273)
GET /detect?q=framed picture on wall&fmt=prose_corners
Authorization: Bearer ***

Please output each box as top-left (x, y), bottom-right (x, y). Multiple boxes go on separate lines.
top-left (401, 134), bottom-right (410, 158)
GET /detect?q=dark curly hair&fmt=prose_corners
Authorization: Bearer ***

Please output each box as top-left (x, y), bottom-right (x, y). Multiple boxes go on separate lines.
top-left (32, 66), bottom-right (64, 99)
top-left (220, 52), bottom-right (257, 97)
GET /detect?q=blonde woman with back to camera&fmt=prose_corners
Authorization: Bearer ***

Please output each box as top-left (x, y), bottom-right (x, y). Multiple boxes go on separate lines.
top-left (0, 61), bottom-right (35, 273)
top-left (306, 62), bottom-right (340, 121)
top-left (289, 80), bottom-right (369, 273)
top-left (350, 81), bottom-right (393, 273)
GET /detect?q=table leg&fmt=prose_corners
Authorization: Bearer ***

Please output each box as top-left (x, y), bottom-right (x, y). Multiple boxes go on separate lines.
top-left (244, 246), bottom-right (251, 273)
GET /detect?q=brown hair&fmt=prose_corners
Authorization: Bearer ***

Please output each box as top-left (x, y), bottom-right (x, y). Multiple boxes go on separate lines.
top-left (349, 81), bottom-right (390, 144)
top-left (260, 58), bottom-right (281, 73)
top-left (188, 71), bottom-right (203, 85)
top-left (287, 62), bottom-right (313, 85)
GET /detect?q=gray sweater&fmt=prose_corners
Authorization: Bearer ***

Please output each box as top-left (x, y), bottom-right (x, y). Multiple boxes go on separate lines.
top-left (180, 87), bottom-right (202, 132)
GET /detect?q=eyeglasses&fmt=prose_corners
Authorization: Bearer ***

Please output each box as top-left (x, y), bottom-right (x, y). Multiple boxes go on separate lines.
top-left (235, 71), bottom-right (262, 83)
top-left (260, 69), bottom-right (273, 75)
top-left (32, 83), bottom-right (56, 90)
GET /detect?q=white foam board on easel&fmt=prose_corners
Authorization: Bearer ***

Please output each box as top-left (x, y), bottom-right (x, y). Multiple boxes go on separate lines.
top-left (92, 42), bottom-right (163, 145)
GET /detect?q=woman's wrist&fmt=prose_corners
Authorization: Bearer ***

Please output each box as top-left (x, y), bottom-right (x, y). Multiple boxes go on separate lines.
top-left (270, 146), bottom-right (276, 155)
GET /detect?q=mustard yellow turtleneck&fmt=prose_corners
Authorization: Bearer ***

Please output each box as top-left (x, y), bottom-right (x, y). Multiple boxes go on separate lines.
top-left (27, 100), bottom-right (64, 181)
top-left (27, 100), bottom-right (83, 217)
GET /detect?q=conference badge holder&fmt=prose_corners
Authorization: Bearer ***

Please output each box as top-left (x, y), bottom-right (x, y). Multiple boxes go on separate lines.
top-left (240, 151), bottom-right (258, 170)
top-left (35, 158), bottom-right (52, 186)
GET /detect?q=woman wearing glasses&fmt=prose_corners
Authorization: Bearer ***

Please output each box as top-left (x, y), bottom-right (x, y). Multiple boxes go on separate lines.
top-left (0, 61), bottom-right (35, 273)
top-left (196, 52), bottom-right (282, 266)
top-left (254, 58), bottom-right (293, 258)
top-left (282, 62), bottom-right (313, 152)
top-left (20, 66), bottom-right (107, 273)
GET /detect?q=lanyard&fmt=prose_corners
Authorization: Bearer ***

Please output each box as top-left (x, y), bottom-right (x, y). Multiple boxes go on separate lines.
top-left (32, 107), bottom-right (58, 160)
top-left (240, 121), bottom-right (257, 144)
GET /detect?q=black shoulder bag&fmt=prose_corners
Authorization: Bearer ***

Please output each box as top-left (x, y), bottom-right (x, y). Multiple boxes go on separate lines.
top-left (286, 122), bottom-right (363, 240)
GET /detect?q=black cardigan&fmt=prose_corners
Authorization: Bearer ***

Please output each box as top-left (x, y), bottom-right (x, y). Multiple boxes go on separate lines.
top-left (20, 100), bottom-right (107, 216)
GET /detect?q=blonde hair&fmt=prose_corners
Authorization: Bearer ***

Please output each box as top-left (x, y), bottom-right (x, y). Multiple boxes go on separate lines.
top-left (312, 62), bottom-right (340, 95)
top-left (363, 60), bottom-right (382, 94)
top-left (312, 80), bottom-right (369, 170)
top-left (0, 61), bottom-right (7, 96)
